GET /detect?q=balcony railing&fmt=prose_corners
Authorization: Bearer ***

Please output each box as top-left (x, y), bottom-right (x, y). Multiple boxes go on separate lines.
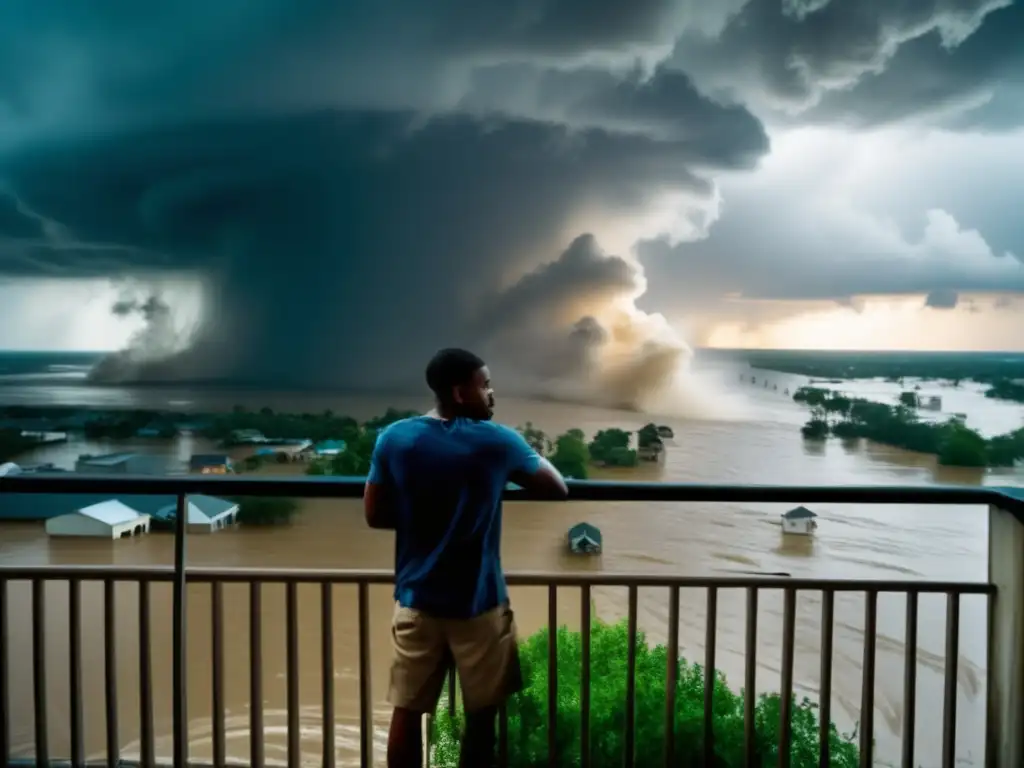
top-left (0, 474), bottom-right (1022, 768)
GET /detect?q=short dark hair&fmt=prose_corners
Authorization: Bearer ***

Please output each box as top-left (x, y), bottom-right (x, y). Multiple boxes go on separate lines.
top-left (425, 348), bottom-right (485, 400)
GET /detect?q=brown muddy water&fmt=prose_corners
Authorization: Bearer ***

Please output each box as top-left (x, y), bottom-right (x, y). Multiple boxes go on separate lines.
top-left (1, 370), bottom-right (1021, 766)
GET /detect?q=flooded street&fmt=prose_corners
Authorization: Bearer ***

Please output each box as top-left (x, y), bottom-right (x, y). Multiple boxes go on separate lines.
top-left (1, 369), bottom-right (1019, 766)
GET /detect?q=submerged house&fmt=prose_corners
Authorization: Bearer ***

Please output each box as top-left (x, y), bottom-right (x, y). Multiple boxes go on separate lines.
top-left (75, 452), bottom-right (167, 475)
top-left (152, 494), bottom-right (239, 533)
top-left (781, 506), bottom-right (818, 536)
top-left (229, 429), bottom-right (267, 444)
top-left (567, 522), bottom-right (603, 555)
top-left (45, 500), bottom-right (151, 539)
top-left (313, 440), bottom-right (347, 457)
top-left (189, 454), bottom-right (233, 474)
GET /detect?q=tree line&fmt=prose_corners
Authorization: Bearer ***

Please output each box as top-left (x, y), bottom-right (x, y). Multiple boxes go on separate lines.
top-left (794, 386), bottom-right (1024, 468)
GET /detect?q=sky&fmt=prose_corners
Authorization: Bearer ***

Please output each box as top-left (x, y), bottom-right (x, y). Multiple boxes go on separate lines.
top-left (0, 1), bottom-right (1022, 401)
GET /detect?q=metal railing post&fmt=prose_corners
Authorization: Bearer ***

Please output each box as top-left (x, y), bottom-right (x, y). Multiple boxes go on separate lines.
top-left (986, 503), bottom-right (1024, 767)
top-left (172, 493), bottom-right (189, 768)
top-left (0, 579), bottom-right (8, 767)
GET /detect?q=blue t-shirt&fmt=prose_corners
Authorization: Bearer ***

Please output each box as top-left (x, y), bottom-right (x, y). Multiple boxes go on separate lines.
top-left (367, 416), bottom-right (543, 619)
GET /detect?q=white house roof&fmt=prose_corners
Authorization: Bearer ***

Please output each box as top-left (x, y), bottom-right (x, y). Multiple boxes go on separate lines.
top-left (77, 499), bottom-right (145, 526)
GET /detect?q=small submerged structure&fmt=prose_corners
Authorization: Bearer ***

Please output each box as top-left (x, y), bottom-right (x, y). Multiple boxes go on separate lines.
top-left (781, 506), bottom-right (818, 536)
top-left (638, 423), bottom-right (671, 461)
top-left (567, 522), bottom-right (602, 555)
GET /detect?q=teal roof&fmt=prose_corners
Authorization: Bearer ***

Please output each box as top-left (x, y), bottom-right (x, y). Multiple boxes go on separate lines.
top-left (154, 494), bottom-right (237, 521)
top-left (315, 439), bottom-right (346, 453)
top-left (783, 506), bottom-right (817, 519)
top-left (568, 522), bottom-right (602, 543)
top-left (190, 494), bottom-right (237, 517)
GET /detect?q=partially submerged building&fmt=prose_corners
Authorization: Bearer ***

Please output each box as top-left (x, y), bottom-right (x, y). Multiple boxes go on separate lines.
top-left (567, 522), bottom-right (603, 555)
top-left (75, 452), bottom-right (167, 475)
top-left (781, 506), bottom-right (818, 536)
top-left (152, 494), bottom-right (239, 533)
top-left (189, 454), bottom-right (234, 474)
top-left (45, 499), bottom-right (151, 539)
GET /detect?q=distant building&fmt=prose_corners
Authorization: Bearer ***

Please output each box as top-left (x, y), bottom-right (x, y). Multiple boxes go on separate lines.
top-left (230, 429), bottom-right (267, 444)
top-left (189, 454), bottom-right (234, 474)
top-left (14, 462), bottom-right (63, 474)
top-left (637, 442), bottom-right (664, 462)
top-left (153, 494), bottom-right (239, 533)
top-left (255, 440), bottom-right (312, 461)
top-left (45, 499), bottom-right (150, 539)
top-left (312, 440), bottom-right (346, 457)
top-left (567, 522), bottom-right (602, 555)
top-left (781, 506), bottom-right (818, 536)
top-left (923, 396), bottom-right (943, 411)
top-left (75, 452), bottom-right (166, 475)
top-left (20, 430), bottom-right (68, 444)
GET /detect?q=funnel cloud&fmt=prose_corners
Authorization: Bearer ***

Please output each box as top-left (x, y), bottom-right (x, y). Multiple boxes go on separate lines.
top-left (1, 1), bottom-right (1023, 396)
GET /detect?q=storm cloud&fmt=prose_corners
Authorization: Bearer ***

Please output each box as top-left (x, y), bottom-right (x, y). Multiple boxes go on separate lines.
top-left (0, 1), bottom-right (1022, 397)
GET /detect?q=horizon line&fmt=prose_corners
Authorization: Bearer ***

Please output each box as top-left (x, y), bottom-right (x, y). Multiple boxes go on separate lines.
top-left (3, 347), bottom-right (1024, 356)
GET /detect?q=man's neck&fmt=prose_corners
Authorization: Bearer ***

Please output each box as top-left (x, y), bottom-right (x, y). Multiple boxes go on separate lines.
top-left (432, 404), bottom-right (460, 421)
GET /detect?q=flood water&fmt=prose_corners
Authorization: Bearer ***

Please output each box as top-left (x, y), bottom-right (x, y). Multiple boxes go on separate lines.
top-left (1, 364), bottom-right (1021, 766)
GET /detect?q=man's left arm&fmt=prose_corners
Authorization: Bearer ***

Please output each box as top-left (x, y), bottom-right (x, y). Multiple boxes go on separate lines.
top-left (364, 429), bottom-right (397, 530)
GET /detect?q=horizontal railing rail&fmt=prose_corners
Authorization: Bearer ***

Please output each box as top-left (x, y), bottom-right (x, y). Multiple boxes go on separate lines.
top-left (1, 474), bottom-right (1022, 768)
top-left (0, 564), bottom-right (997, 592)
top-left (2, 472), bottom-right (1023, 520)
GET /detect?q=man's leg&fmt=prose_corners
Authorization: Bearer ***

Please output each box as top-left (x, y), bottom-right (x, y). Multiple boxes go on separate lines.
top-left (387, 707), bottom-right (423, 768)
top-left (446, 603), bottom-right (524, 768)
top-left (387, 604), bottom-right (449, 768)
top-left (459, 706), bottom-right (497, 768)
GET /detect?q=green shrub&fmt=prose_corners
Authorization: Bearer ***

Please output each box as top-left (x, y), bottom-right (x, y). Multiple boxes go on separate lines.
top-left (800, 419), bottom-right (828, 440)
top-left (232, 496), bottom-right (298, 526)
top-left (430, 619), bottom-right (859, 767)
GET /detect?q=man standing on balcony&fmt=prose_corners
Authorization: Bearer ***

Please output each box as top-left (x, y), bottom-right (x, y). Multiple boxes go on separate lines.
top-left (364, 347), bottom-right (569, 767)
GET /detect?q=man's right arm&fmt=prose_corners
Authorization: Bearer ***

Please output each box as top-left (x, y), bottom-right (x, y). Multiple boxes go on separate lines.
top-left (502, 427), bottom-right (569, 500)
top-left (363, 426), bottom-right (397, 529)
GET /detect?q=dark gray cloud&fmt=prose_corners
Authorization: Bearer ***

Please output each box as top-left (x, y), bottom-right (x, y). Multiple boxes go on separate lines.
top-left (0, 0), bottom-right (1020, 392)
top-left (2, 109), bottom-right (735, 393)
top-left (479, 234), bottom-right (637, 333)
top-left (803, 2), bottom-right (1024, 130)
top-left (0, 2), bottom-right (769, 396)
top-left (672, 0), bottom-right (1016, 125)
top-left (458, 63), bottom-right (768, 159)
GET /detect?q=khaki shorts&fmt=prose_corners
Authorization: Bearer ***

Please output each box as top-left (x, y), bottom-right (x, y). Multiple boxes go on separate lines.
top-left (387, 601), bottom-right (523, 714)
